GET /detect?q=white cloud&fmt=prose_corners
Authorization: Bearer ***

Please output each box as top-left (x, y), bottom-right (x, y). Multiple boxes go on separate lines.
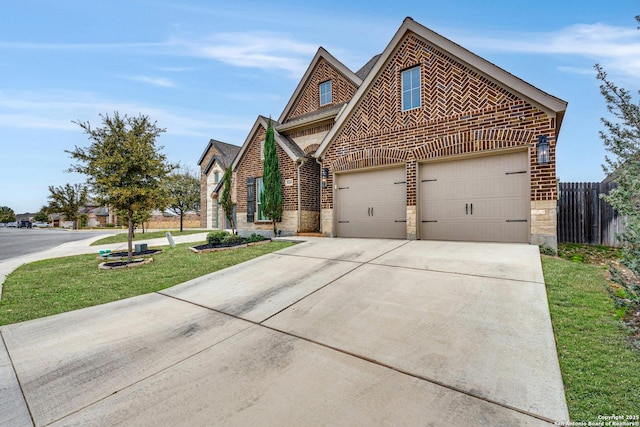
top-left (0, 90), bottom-right (248, 137)
top-left (557, 66), bottom-right (596, 76)
top-left (172, 32), bottom-right (318, 78)
top-left (125, 75), bottom-right (177, 88)
top-left (0, 32), bottom-right (325, 79)
top-left (454, 23), bottom-right (640, 80)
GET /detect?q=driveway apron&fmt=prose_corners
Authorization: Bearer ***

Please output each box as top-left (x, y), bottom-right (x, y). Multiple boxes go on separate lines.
top-left (0, 238), bottom-right (569, 426)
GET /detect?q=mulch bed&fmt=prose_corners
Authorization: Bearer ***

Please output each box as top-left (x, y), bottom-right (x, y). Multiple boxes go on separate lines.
top-left (99, 258), bottom-right (154, 270)
top-left (97, 249), bottom-right (163, 260)
top-left (190, 239), bottom-right (271, 253)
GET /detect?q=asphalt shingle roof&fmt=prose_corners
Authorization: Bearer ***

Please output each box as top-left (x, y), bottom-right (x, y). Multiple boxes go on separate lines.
top-left (355, 54), bottom-right (381, 80)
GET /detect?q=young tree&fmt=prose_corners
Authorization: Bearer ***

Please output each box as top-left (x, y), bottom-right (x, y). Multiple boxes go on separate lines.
top-left (0, 206), bottom-right (16, 223)
top-left (165, 165), bottom-right (200, 232)
top-left (47, 183), bottom-right (88, 229)
top-left (261, 118), bottom-right (282, 235)
top-left (34, 207), bottom-right (49, 223)
top-left (220, 166), bottom-right (235, 233)
top-left (0, 206), bottom-right (15, 223)
top-left (117, 207), bottom-right (152, 236)
top-left (68, 113), bottom-right (175, 262)
top-left (596, 17), bottom-right (640, 311)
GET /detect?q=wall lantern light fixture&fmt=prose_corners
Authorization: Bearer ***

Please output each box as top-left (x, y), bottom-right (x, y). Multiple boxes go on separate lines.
top-left (537, 135), bottom-right (550, 165)
top-left (322, 168), bottom-right (329, 188)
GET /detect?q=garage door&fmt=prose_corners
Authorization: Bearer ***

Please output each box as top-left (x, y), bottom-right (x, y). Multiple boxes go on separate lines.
top-left (336, 167), bottom-right (406, 239)
top-left (419, 151), bottom-right (529, 243)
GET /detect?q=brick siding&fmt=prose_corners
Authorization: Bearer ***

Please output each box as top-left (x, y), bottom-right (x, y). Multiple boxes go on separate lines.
top-left (284, 58), bottom-right (358, 122)
top-left (321, 32), bottom-right (558, 209)
top-left (235, 125), bottom-right (299, 215)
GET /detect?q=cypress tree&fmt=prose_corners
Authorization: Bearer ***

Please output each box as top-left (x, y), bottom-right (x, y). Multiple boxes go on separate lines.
top-left (261, 118), bottom-right (282, 235)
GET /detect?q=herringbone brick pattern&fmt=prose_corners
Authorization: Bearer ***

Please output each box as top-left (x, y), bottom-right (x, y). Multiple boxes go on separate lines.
top-left (321, 32), bottom-right (558, 209)
top-left (338, 34), bottom-right (520, 141)
top-left (285, 58), bottom-right (358, 123)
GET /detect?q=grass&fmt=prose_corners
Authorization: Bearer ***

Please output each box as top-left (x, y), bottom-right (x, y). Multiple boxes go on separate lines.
top-left (543, 245), bottom-right (640, 421)
top-left (90, 229), bottom-right (206, 246)
top-left (0, 240), bottom-right (293, 326)
top-left (556, 242), bottom-right (622, 265)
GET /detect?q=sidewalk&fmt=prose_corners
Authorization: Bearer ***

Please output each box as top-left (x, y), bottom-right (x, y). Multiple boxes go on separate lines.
top-left (0, 232), bottom-right (210, 300)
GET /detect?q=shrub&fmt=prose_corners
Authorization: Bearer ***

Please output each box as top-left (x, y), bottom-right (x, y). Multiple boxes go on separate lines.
top-left (221, 234), bottom-right (244, 245)
top-left (539, 245), bottom-right (556, 256)
top-left (246, 233), bottom-right (265, 243)
top-left (207, 230), bottom-right (230, 245)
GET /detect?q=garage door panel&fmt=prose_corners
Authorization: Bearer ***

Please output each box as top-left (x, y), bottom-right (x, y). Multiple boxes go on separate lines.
top-left (336, 167), bottom-right (406, 239)
top-left (419, 152), bottom-right (529, 243)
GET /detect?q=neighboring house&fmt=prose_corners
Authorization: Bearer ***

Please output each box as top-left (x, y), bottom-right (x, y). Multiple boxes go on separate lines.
top-left (223, 17), bottom-right (567, 250)
top-left (147, 210), bottom-right (201, 229)
top-left (91, 206), bottom-right (112, 227)
top-left (198, 139), bottom-right (241, 229)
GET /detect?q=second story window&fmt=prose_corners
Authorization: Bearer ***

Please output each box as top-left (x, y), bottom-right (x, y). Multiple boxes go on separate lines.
top-left (401, 66), bottom-right (421, 111)
top-left (320, 80), bottom-right (332, 106)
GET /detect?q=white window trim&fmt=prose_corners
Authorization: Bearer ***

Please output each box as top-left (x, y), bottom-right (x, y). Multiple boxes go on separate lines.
top-left (320, 80), bottom-right (332, 106)
top-left (256, 177), bottom-right (269, 221)
top-left (401, 66), bottom-right (421, 111)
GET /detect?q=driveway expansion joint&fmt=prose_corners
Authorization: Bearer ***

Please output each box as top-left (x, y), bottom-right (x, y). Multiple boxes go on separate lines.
top-left (156, 287), bottom-right (558, 425)
top-left (0, 329), bottom-right (36, 427)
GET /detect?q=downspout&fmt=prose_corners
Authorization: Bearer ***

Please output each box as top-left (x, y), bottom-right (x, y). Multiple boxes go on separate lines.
top-left (297, 158), bottom-right (306, 233)
top-left (215, 199), bottom-right (219, 229)
top-left (315, 157), bottom-right (323, 234)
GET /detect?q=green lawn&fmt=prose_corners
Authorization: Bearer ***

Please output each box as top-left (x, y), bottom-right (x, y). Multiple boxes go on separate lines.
top-left (543, 254), bottom-right (640, 420)
top-left (0, 241), bottom-right (292, 326)
top-left (90, 229), bottom-right (206, 246)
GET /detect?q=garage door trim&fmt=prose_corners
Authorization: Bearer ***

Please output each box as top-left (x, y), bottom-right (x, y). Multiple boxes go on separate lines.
top-left (334, 164), bottom-right (407, 239)
top-left (417, 148), bottom-right (530, 242)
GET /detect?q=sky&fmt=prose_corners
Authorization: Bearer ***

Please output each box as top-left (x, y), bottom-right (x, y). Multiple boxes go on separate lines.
top-left (1, 1), bottom-right (639, 214)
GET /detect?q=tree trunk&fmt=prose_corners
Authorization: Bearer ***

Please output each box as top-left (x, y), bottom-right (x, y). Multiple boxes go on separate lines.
top-left (179, 211), bottom-right (184, 232)
top-left (127, 210), bottom-right (134, 263)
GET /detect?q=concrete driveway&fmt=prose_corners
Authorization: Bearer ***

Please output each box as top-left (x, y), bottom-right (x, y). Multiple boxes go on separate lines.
top-left (0, 238), bottom-right (569, 426)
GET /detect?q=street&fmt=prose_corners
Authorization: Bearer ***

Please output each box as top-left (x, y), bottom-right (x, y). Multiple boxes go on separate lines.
top-left (0, 227), bottom-right (117, 261)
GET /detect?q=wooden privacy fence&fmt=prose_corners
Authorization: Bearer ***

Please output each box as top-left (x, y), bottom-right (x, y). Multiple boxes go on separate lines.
top-left (557, 181), bottom-right (624, 247)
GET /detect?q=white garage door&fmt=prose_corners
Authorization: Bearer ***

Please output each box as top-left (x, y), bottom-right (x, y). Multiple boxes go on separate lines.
top-left (419, 151), bottom-right (530, 243)
top-left (336, 167), bottom-right (406, 239)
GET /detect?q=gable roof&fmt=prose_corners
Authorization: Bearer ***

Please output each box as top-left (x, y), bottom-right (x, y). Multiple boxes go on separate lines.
top-left (278, 47), bottom-right (362, 124)
top-left (355, 54), bottom-right (381, 80)
top-left (276, 102), bottom-right (347, 133)
top-left (203, 155), bottom-right (227, 175)
top-left (316, 17), bottom-right (568, 158)
top-left (232, 115), bottom-right (305, 171)
top-left (197, 139), bottom-right (241, 168)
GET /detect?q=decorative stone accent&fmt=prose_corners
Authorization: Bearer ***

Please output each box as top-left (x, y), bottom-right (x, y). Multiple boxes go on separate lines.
top-left (406, 205), bottom-right (417, 240)
top-left (531, 200), bottom-right (558, 252)
top-left (321, 208), bottom-right (333, 237)
top-left (300, 210), bottom-right (320, 233)
top-left (236, 210), bottom-right (299, 237)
